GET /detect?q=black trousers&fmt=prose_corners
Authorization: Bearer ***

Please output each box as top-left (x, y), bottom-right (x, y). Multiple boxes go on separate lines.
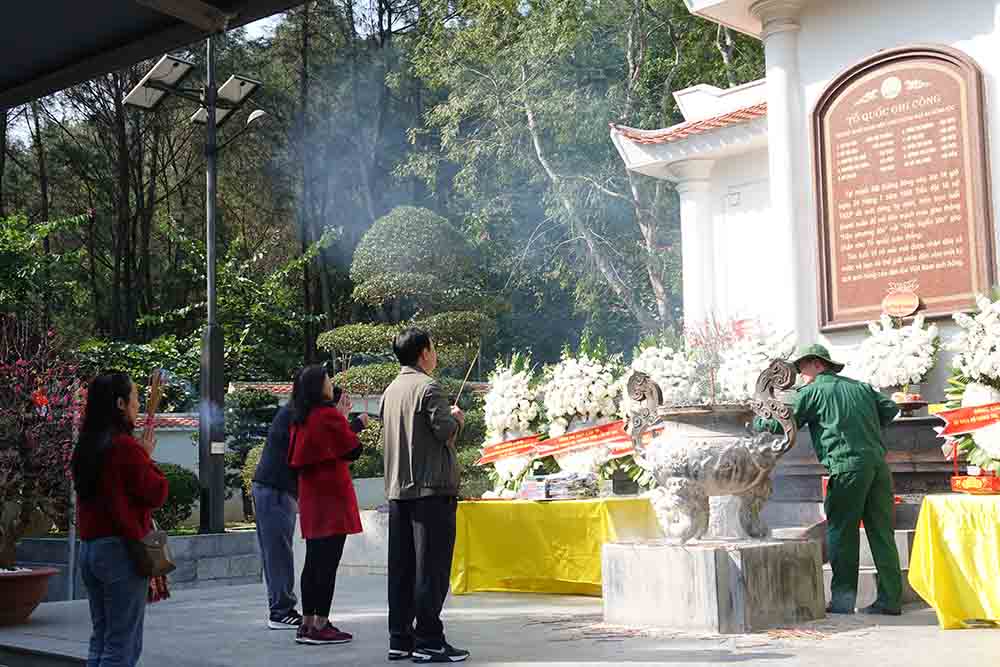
top-left (300, 534), bottom-right (347, 618)
top-left (388, 496), bottom-right (457, 645)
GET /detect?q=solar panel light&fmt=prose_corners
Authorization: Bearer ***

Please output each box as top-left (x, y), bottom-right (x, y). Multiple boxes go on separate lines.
top-left (190, 75), bottom-right (262, 125)
top-left (122, 54), bottom-right (196, 110)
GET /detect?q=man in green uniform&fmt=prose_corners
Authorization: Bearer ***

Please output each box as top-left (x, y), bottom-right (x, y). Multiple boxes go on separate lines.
top-left (757, 344), bottom-right (903, 615)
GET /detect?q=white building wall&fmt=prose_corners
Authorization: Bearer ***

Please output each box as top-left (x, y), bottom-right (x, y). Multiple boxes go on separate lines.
top-left (780, 0), bottom-right (1000, 399)
top-left (706, 148), bottom-right (786, 327)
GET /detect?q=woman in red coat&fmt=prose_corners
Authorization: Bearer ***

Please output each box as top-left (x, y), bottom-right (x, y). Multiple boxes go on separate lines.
top-left (72, 372), bottom-right (169, 667)
top-left (287, 365), bottom-right (366, 646)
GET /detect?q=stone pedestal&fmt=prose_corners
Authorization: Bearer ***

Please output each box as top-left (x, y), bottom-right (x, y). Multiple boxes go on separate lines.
top-left (602, 539), bottom-right (824, 633)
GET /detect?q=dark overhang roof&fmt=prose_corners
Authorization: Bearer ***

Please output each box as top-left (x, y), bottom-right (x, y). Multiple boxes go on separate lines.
top-left (0, 1), bottom-right (303, 109)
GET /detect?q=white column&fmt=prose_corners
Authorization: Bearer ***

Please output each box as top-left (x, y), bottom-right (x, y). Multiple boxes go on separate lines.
top-left (669, 159), bottom-right (716, 327)
top-left (750, 0), bottom-right (809, 338)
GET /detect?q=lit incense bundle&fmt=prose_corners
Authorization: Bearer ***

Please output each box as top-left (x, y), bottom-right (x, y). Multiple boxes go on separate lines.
top-left (144, 368), bottom-right (164, 439)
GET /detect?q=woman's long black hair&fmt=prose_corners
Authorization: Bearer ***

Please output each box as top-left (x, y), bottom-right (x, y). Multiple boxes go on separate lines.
top-left (290, 365), bottom-right (330, 425)
top-left (71, 372), bottom-right (134, 501)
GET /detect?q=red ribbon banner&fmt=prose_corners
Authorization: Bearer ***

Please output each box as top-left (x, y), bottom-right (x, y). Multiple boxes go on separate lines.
top-left (476, 434), bottom-right (540, 465)
top-left (475, 420), bottom-right (672, 466)
top-left (936, 402), bottom-right (1000, 437)
top-left (534, 421), bottom-right (633, 458)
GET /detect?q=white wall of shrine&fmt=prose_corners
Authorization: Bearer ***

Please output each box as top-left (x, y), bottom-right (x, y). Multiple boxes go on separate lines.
top-left (705, 148), bottom-right (783, 327)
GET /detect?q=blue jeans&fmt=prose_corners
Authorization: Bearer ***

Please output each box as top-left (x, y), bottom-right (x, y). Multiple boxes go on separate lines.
top-left (252, 482), bottom-right (299, 619)
top-left (79, 537), bottom-right (148, 667)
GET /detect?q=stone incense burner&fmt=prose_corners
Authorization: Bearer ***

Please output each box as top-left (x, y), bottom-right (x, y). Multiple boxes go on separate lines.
top-left (625, 359), bottom-right (798, 544)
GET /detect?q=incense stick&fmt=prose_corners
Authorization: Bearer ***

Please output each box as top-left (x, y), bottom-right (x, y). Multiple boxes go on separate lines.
top-left (453, 346), bottom-right (481, 407)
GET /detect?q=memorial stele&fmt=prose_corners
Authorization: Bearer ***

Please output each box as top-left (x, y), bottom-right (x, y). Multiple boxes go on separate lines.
top-left (611, 0), bottom-right (1000, 399)
top-left (814, 45), bottom-right (994, 330)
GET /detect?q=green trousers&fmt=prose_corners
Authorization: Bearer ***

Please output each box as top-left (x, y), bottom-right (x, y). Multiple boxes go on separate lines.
top-left (824, 461), bottom-right (903, 611)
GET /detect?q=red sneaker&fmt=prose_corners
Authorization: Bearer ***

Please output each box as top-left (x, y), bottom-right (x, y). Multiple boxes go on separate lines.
top-left (297, 624), bottom-right (352, 645)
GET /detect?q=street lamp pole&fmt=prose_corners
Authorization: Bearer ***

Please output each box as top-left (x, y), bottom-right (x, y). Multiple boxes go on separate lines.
top-left (199, 33), bottom-right (226, 534)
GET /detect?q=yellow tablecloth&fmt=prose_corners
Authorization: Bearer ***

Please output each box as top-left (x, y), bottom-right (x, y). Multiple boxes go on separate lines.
top-left (450, 497), bottom-right (662, 596)
top-left (908, 493), bottom-right (1000, 629)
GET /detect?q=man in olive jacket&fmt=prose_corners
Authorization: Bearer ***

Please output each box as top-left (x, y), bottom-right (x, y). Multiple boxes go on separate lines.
top-left (380, 327), bottom-right (469, 663)
top-left (757, 344), bottom-right (903, 615)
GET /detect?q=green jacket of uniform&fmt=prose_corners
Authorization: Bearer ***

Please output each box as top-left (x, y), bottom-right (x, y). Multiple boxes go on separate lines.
top-left (754, 371), bottom-right (900, 475)
top-left (380, 366), bottom-right (461, 500)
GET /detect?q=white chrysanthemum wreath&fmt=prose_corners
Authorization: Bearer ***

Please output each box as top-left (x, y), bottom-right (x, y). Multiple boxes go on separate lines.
top-left (944, 294), bottom-right (1000, 470)
top-left (845, 313), bottom-right (939, 391)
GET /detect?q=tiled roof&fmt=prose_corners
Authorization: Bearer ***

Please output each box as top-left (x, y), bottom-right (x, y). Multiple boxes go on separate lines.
top-left (229, 381), bottom-right (293, 396)
top-left (610, 102), bottom-right (767, 145)
top-left (137, 414), bottom-right (199, 430)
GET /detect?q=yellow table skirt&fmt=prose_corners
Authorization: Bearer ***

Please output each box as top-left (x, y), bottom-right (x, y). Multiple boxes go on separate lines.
top-left (450, 497), bottom-right (662, 597)
top-left (908, 493), bottom-right (1000, 629)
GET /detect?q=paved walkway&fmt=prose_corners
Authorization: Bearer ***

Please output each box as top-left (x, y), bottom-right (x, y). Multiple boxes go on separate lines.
top-left (1, 576), bottom-right (996, 666)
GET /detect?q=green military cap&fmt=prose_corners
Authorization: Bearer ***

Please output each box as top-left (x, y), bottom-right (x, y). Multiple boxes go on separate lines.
top-left (791, 343), bottom-right (844, 373)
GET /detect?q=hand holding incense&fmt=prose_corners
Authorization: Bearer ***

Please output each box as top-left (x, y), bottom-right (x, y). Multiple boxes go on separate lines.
top-left (143, 368), bottom-right (164, 454)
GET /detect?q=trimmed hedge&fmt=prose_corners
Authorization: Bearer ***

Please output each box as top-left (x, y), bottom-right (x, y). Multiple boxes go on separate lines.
top-left (154, 463), bottom-right (200, 530)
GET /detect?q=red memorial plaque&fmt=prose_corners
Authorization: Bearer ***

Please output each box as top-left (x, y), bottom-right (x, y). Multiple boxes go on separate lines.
top-left (813, 45), bottom-right (995, 330)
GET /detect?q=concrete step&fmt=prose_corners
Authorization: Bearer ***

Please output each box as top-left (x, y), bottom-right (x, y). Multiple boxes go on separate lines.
top-left (823, 565), bottom-right (924, 608)
top-left (860, 529), bottom-right (915, 569)
top-left (771, 527), bottom-right (916, 572)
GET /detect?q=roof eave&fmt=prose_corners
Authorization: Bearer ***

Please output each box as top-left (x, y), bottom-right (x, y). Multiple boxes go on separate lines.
top-left (684, 1), bottom-right (763, 39)
top-left (611, 117), bottom-right (769, 181)
top-left (0, 0), bottom-right (304, 109)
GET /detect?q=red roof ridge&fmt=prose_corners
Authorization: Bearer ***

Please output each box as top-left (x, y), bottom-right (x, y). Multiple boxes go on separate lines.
top-left (611, 102), bottom-right (767, 145)
top-left (136, 413), bottom-right (199, 430)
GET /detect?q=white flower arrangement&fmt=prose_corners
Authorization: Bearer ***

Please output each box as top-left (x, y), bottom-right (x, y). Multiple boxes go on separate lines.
top-left (944, 294), bottom-right (1000, 470)
top-left (483, 355), bottom-right (541, 444)
top-left (845, 314), bottom-right (939, 390)
top-left (553, 447), bottom-right (610, 475)
top-left (717, 329), bottom-right (796, 403)
top-left (949, 295), bottom-right (1000, 382)
top-left (620, 345), bottom-right (700, 416)
top-left (542, 353), bottom-right (621, 438)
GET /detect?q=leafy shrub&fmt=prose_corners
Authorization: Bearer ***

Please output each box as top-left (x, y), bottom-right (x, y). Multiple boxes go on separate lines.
top-left (242, 444), bottom-right (265, 496)
top-left (154, 463), bottom-right (200, 531)
top-left (225, 389), bottom-right (278, 519)
top-left (351, 419), bottom-right (384, 479)
top-left (350, 206), bottom-right (482, 309)
top-left (318, 324), bottom-right (394, 359)
top-left (318, 311), bottom-right (489, 371)
top-left (334, 363), bottom-right (401, 395)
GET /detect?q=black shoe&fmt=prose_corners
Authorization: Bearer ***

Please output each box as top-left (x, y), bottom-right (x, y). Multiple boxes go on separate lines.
top-left (825, 603), bottom-right (855, 615)
top-left (388, 637), bottom-right (414, 661)
top-left (268, 610), bottom-right (303, 629)
top-left (411, 641), bottom-right (470, 663)
top-left (862, 603), bottom-right (902, 616)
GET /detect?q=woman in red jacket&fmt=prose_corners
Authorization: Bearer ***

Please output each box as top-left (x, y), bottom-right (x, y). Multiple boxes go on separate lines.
top-left (71, 372), bottom-right (169, 667)
top-left (287, 366), bottom-right (365, 646)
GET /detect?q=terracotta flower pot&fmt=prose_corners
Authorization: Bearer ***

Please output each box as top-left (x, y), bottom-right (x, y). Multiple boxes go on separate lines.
top-left (0, 567), bottom-right (59, 626)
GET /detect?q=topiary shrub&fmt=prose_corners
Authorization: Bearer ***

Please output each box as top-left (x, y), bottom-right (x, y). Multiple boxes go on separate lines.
top-left (154, 463), bottom-right (200, 531)
top-left (242, 444), bottom-right (265, 496)
top-left (334, 363), bottom-right (401, 395)
top-left (225, 389), bottom-right (278, 519)
top-left (350, 206), bottom-right (483, 309)
top-left (351, 419), bottom-right (384, 479)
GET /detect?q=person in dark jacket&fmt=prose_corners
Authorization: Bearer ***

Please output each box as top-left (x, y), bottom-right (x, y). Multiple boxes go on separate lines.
top-left (72, 372), bottom-right (169, 667)
top-left (252, 371), bottom-right (303, 630)
top-left (288, 365), bottom-right (367, 646)
top-left (381, 327), bottom-right (469, 664)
